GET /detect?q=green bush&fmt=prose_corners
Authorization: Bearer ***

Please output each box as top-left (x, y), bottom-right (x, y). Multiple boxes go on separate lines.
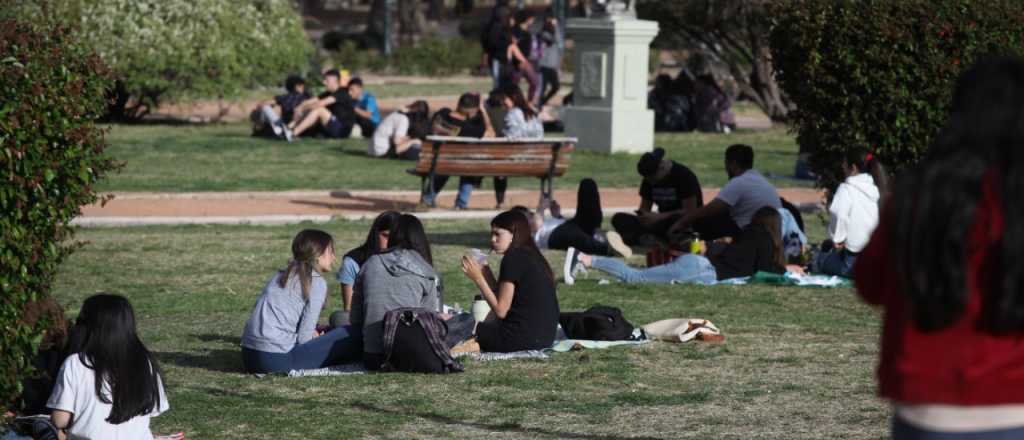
top-left (325, 37), bottom-right (482, 76)
top-left (67, 0), bottom-right (313, 120)
top-left (0, 19), bottom-right (116, 414)
top-left (769, 0), bottom-right (1024, 188)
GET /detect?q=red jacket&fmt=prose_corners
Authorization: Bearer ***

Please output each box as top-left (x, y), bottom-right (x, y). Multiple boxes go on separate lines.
top-left (855, 173), bottom-right (1024, 405)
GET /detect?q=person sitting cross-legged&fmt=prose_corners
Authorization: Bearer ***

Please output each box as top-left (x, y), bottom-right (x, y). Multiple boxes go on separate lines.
top-left (611, 147), bottom-right (704, 247)
top-left (348, 77), bottom-right (381, 138)
top-left (283, 69), bottom-right (355, 141)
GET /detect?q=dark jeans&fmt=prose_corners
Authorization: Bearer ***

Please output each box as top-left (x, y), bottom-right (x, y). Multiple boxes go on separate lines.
top-left (539, 66), bottom-right (560, 108)
top-left (892, 415), bottom-right (1024, 440)
top-left (813, 248), bottom-right (857, 278)
top-left (356, 117), bottom-right (377, 138)
top-left (548, 221), bottom-right (610, 255)
top-left (241, 325), bottom-right (363, 374)
top-left (424, 176), bottom-right (506, 208)
top-left (612, 210), bottom-right (740, 245)
top-left (320, 115), bottom-right (354, 139)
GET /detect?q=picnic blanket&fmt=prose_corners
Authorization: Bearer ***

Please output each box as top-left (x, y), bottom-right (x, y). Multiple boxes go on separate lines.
top-left (713, 271), bottom-right (852, 288)
top-left (455, 350), bottom-right (550, 361)
top-left (286, 362), bottom-right (367, 377)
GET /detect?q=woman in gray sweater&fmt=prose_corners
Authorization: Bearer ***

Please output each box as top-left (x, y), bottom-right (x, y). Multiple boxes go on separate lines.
top-left (241, 229), bottom-right (362, 374)
top-left (352, 214), bottom-right (474, 370)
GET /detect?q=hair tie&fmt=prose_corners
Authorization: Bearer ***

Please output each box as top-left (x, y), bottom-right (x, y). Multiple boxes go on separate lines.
top-left (865, 152), bottom-right (875, 162)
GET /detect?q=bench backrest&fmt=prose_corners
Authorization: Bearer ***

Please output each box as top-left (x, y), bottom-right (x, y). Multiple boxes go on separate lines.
top-left (413, 136), bottom-right (576, 178)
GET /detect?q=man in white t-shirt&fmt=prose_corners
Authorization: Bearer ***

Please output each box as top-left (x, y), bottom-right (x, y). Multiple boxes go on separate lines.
top-left (671, 144), bottom-right (781, 238)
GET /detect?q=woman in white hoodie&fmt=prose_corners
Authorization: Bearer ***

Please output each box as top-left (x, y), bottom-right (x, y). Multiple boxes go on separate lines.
top-left (813, 151), bottom-right (888, 277)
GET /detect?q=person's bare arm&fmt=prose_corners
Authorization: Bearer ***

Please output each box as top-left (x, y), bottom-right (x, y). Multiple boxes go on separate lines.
top-left (463, 256), bottom-right (515, 319)
top-left (479, 104), bottom-right (496, 137)
top-left (638, 198), bottom-right (654, 213)
top-left (670, 199), bottom-right (730, 234)
top-left (481, 265), bottom-right (499, 292)
top-left (508, 42), bottom-right (528, 65)
top-left (341, 284), bottom-right (354, 311)
top-left (52, 410), bottom-right (72, 440)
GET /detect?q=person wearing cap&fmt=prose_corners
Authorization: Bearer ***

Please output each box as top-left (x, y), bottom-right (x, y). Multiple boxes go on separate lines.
top-left (610, 147), bottom-right (704, 247)
top-left (284, 69), bottom-right (356, 141)
top-left (420, 92), bottom-right (496, 209)
top-left (670, 143), bottom-right (781, 240)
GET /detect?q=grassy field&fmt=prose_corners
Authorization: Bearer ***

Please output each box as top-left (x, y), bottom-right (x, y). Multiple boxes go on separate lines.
top-left (99, 123), bottom-right (807, 193)
top-left (52, 218), bottom-right (888, 439)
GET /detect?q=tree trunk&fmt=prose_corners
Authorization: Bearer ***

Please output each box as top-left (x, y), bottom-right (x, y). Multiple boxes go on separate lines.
top-left (365, 0), bottom-right (388, 51)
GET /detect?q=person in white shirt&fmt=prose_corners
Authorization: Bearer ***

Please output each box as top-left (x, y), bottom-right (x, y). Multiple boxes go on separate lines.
top-left (812, 151), bottom-right (888, 277)
top-left (368, 101), bottom-right (430, 160)
top-left (47, 294), bottom-right (181, 440)
top-left (671, 144), bottom-right (781, 239)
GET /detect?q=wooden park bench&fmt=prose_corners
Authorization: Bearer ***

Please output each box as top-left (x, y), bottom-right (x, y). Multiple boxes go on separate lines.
top-left (408, 135), bottom-right (577, 204)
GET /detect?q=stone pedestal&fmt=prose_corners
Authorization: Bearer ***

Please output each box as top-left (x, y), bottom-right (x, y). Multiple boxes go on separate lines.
top-left (563, 18), bottom-right (659, 154)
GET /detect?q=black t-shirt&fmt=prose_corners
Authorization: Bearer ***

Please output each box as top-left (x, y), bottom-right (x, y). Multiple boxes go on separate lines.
top-left (432, 108), bottom-right (486, 138)
top-left (486, 26), bottom-right (511, 63)
top-left (514, 27), bottom-right (533, 61)
top-left (709, 223), bottom-right (785, 280)
top-left (639, 161), bottom-right (703, 212)
top-left (320, 89), bottom-right (354, 121)
top-left (485, 247), bottom-right (560, 351)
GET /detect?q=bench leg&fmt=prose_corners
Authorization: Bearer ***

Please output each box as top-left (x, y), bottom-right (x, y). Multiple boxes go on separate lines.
top-left (539, 177), bottom-right (552, 204)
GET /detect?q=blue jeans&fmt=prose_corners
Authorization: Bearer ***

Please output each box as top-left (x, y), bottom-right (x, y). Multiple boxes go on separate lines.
top-left (892, 415), bottom-right (1024, 440)
top-left (242, 325), bottom-right (363, 374)
top-left (813, 249), bottom-right (857, 278)
top-left (422, 176), bottom-right (475, 208)
top-left (591, 254), bottom-right (717, 284)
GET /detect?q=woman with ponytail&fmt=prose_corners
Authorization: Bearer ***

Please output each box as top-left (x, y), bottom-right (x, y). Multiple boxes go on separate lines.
top-left (48, 294), bottom-right (182, 439)
top-left (241, 229), bottom-right (361, 374)
top-left (812, 150), bottom-right (886, 277)
top-left (461, 210), bottom-right (560, 352)
top-left (855, 56), bottom-right (1024, 438)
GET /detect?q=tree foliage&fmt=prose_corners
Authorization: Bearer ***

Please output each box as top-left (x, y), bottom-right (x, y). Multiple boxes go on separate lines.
top-left (0, 19), bottom-right (116, 414)
top-left (770, 0), bottom-right (1024, 188)
top-left (637, 0), bottom-right (791, 121)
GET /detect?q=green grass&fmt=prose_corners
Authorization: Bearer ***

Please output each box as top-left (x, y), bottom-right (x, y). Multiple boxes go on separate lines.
top-left (100, 123), bottom-right (806, 193)
top-left (52, 218), bottom-right (888, 439)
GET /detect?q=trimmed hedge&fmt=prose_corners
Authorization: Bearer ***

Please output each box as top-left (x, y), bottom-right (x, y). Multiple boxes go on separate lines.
top-left (769, 0), bottom-right (1024, 188)
top-left (0, 20), bottom-right (116, 413)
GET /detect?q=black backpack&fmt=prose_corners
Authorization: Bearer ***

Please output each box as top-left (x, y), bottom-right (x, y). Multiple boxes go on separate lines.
top-left (381, 308), bottom-right (464, 374)
top-left (559, 305), bottom-right (636, 341)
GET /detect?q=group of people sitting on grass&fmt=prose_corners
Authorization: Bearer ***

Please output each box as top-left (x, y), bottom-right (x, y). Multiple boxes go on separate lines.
top-left (253, 69), bottom-right (380, 142)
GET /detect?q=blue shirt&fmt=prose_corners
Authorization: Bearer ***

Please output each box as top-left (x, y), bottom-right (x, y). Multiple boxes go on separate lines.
top-left (336, 256), bottom-right (360, 285)
top-left (357, 93), bottom-right (381, 125)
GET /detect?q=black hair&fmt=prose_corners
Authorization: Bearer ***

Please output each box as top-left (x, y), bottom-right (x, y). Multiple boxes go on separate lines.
top-left (457, 92), bottom-right (481, 110)
top-left (486, 89), bottom-right (506, 108)
top-left (570, 178), bottom-right (603, 234)
top-left (637, 147), bottom-right (666, 177)
top-left (348, 77), bottom-right (363, 88)
top-left (843, 149), bottom-right (890, 196)
top-left (68, 294), bottom-right (162, 424)
top-left (510, 205), bottom-right (531, 215)
top-left (887, 55), bottom-right (1024, 332)
top-left (492, 210), bottom-right (554, 281)
top-left (323, 69), bottom-right (340, 80)
top-left (501, 84), bottom-right (537, 120)
top-left (515, 9), bottom-right (534, 25)
top-left (345, 211), bottom-right (401, 266)
top-left (725, 144), bottom-right (754, 170)
top-left (405, 100), bottom-right (431, 140)
top-left (389, 214), bottom-right (434, 267)
top-left (284, 75), bottom-right (305, 94)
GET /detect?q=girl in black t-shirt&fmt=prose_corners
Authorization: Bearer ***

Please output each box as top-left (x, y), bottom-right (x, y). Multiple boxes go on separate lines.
top-left (461, 210), bottom-right (560, 352)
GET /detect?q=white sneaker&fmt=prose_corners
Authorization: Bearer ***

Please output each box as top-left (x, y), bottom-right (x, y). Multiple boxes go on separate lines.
top-left (606, 230), bottom-right (633, 258)
top-left (271, 120), bottom-right (284, 137)
top-left (284, 127), bottom-right (294, 142)
top-left (563, 247), bottom-right (581, 285)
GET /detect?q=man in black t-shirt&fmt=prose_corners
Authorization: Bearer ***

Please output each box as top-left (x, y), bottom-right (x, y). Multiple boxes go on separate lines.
top-left (420, 93), bottom-right (496, 209)
top-left (611, 148), bottom-right (705, 247)
top-left (285, 69), bottom-right (355, 141)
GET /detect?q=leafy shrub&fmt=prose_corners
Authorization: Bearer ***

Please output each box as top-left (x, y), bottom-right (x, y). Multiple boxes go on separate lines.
top-left (325, 37), bottom-right (482, 76)
top-left (0, 19), bottom-right (116, 414)
top-left (770, 0), bottom-right (1024, 188)
top-left (66, 0), bottom-right (313, 120)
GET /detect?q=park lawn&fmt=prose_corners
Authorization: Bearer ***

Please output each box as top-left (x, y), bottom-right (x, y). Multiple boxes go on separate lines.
top-left (99, 123), bottom-right (807, 193)
top-left (52, 218), bottom-right (888, 439)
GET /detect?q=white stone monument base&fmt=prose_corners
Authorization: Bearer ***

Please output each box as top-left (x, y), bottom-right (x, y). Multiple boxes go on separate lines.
top-left (564, 106), bottom-right (654, 154)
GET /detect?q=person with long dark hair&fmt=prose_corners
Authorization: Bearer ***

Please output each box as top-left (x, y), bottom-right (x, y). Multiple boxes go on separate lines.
top-left (461, 210), bottom-right (560, 352)
top-left (330, 211), bottom-right (401, 327)
top-left (241, 229), bottom-right (362, 374)
top-left (47, 294), bottom-right (180, 439)
top-left (855, 56), bottom-right (1024, 438)
top-left (811, 150), bottom-right (887, 277)
top-left (352, 214), bottom-right (472, 369)
top-left (369, 101), bottom-right (430, 160)
top-left (502, 84), bottom-right (543, 139)
top-left (512, 178), bottom-right (631, 257)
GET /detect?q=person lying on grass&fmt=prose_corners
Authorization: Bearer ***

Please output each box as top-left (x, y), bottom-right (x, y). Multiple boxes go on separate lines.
top-left (331, 211), bottom-right (401, 328)
top-left (565, 207), bottom-right (805, 285)
top-left (241, 229), bottom-right (362, 374)
top-left (47, 294), bottom-right (183, 440)
top-left (461, 210), bottom-right (560, 352)
top-left (352, 214), bottom-right (475, 370)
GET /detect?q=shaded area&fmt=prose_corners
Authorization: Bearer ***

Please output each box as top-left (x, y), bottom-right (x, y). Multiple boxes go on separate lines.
top-left (155, 349), bottom-right (243, 374)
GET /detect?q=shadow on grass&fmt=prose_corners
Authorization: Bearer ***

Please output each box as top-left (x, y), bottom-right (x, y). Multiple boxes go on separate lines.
top-left (427, 231), bottom-right (489, 247)
top-left (351, 402), bottom-right (665, 440)
top-left (194, 333), bottom-right (242, 346)
top-left (290, 195), bottom-right (417, 212)
top-left (156, 349), bottom-right (242, 373)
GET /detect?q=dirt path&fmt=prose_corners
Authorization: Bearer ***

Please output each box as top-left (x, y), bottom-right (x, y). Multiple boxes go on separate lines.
top-left (81, 187), bottom-right (820, 222)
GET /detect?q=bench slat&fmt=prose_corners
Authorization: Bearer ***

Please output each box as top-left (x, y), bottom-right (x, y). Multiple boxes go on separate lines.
top-left (411, 141), bottom-right (573, 179)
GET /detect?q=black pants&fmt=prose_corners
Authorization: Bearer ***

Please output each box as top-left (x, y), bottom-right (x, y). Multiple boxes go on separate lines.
top-left (547, 221), bottom-right (611, 255)
top-left (356, 117), bottom-right (377, 138)
top-left (539, 66), bottom-right (560, 108)
top-left (612, 211), bottom-right (741, 244)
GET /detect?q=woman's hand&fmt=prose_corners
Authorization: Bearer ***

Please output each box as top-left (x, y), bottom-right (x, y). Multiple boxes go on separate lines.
top-left (786, 264), bottom-right (806, 275)
top-left (462, 256), bottom-right (485, 284)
